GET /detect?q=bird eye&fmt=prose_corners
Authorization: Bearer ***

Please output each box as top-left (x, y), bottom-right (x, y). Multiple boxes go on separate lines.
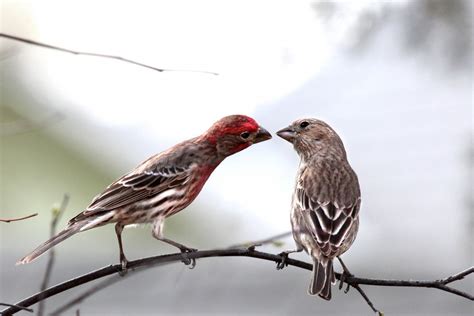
top-left (240, 131), bottom-right (250, 139)
top-left (299, 121), bottom-right (309, 128)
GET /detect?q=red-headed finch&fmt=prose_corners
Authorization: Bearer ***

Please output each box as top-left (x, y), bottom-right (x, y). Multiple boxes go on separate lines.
top-left (18, 115), bottom-right (271, 269)
top-left (277, 118), bottom-right (360, 300)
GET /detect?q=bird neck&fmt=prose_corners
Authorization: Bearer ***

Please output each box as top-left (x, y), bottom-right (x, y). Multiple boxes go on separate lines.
top-left (299, 146), bottom-right (347, 166)
top-left (193, 135), bottom-right (225, 166)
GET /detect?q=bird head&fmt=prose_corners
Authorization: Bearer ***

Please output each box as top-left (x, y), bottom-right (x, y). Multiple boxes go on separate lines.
top-left (205, 115), bottom-right (272, 157)
top-left (277, 118), bottom-right (346, 159)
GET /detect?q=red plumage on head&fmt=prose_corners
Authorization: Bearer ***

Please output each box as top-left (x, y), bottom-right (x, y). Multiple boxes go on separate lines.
top-left (205, 115), bottom-right (259, 143)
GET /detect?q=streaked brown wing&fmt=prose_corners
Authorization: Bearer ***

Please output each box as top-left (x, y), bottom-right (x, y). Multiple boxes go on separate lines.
top-left (68, 164), bottom-right (192, 224)
top-left (297, 167), bottom-right (360, 257)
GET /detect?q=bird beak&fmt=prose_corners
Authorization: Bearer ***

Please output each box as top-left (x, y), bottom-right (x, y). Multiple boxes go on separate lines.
top-left (253, 126), bottom-right (272, 143)
top-left (276, 126), bottom-right (296, 143)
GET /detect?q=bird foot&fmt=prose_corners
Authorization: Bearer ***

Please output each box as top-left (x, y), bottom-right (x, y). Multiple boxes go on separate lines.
top-left (338, 270), bottom-right (353, 293)
top-left (179, 247), bottom-right (198, 269)
top-left (276, 251), bottom-right (290, 270)
top-left (119, 258), bottom-right (129, 277)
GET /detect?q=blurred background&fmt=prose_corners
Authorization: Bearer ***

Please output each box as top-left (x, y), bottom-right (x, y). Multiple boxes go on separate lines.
top-left (1, 0), bottom-right (472, 315)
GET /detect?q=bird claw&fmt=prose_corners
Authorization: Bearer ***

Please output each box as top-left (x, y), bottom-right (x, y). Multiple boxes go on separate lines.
top-left (344, 282), bottom-right (351, 293)
top-left (179, 247), bottom-right (198, 269)
top-left (276, 252), bottom-right (289, 270)
top-left (338, 270), bottom-right (353, 292)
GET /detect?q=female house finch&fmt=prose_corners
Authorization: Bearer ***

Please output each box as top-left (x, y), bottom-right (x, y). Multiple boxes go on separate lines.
top-left (18, 115), bottom-right (271, 269)
top-left (277, 118), bottom-right (360, 300)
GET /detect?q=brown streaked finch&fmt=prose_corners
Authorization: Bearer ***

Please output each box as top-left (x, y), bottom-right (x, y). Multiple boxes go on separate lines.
top-left (276, 118), bottom-right (360, 300)
top-left (17, 115), bottom-right (272, 270)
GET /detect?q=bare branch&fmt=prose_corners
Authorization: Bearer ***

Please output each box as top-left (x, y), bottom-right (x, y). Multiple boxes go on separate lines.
top-left (0, 303), bottom-right (32, 313)
top-left (52, 234), bottom-right (296, 315)
top-left (51, 232), bottom-right (294, 314)
top-left (37, 194), bottom-right (70, 316)
top-left (2, 248), bottom-right (472, 315)
top-left (0, 213), bottom-right (38, 223)
top-left (51, 233), bottom-right (294, 315)
top-left (52, 231), bottom-right (293, 315)
top-left (0, 33), bottom-right (218, 75)
top-left (440, 267), bottom-right (474, 284)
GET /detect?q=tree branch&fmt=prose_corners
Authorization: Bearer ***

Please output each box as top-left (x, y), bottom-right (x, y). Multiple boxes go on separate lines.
top-left (0, 304), bottom-right (32, 313)
top-left (0, 213), bottom-right (38, 223)
top-left (2, 248), bottom-right (472, 315)
top-left (51, 232), bottom-right (295, 315)
top-left (0, 33), bottom-right (218, 75)
top-left (37, 194), bottom-right (69, 316)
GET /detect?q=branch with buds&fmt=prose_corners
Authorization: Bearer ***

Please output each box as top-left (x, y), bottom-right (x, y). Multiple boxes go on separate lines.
top-left (2, 245), bottom-right (472, 315)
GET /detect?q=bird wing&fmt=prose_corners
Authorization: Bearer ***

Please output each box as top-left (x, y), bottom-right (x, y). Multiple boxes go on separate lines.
top-left (68, 154), bottom-right (194, 224)
top-left (296, 166), bottom-right (360, 257)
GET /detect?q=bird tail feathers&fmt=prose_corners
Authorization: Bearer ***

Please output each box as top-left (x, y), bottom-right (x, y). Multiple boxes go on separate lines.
top-left (16, 223), bottom-right (82, 265)
top-left (309, 258), bottom-right (334, 300)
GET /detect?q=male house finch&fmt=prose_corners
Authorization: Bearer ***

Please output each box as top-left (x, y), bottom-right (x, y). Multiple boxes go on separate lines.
top-left (18, 115), bottom-right (271, 269)
top-left (277, 118), bottom-right (360, 300)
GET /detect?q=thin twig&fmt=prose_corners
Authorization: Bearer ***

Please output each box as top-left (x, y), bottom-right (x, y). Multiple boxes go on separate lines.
top-left (0, 303), bottom-right (33, 313)
top-left (37, 194), bottom-right (70, 316)
top-left (0, 33), bottom-right (218, 75)
top-left (0, 213), bottom-right (38, 223)
top-left (351, 284), bottom-right (382, 315)
top-left (3, 249), bottom-right (472, 315)
top-left (48, 275), bottom-right (122, 316)
top-left (227, 231), bottom-right (292, 249)
top-left (337, 256), bottom-right (382, 315)
top-left (440, 267), bottom-right (474, 284)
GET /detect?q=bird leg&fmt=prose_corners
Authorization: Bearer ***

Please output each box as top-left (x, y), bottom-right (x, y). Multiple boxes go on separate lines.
top-left (152, 217), bottom-right (197, 269)
top-left (276, 246), bottom-right (303, 270)
top-left (115, 223), bottom-right (128, 276)
top-left (337, 256), bottom-right (353, 293)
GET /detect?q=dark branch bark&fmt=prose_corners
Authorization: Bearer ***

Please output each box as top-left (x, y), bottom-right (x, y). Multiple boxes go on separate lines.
top-left (2, 249), bottom-right (472, 315)
top-left (0, 304), bottom-right (32, 313)
top-left (37, 194), bottom-right (69, 316)
top-left (0, 33), bottom-right (218, 75)
top-left (0, 213), bottom-right (38, 223)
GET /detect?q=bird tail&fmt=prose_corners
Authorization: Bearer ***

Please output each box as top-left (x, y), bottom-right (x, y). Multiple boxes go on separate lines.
top-left (309, 258), bottom-right (335, 300)
top-left (16, 223), bottom-right (82, 265)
